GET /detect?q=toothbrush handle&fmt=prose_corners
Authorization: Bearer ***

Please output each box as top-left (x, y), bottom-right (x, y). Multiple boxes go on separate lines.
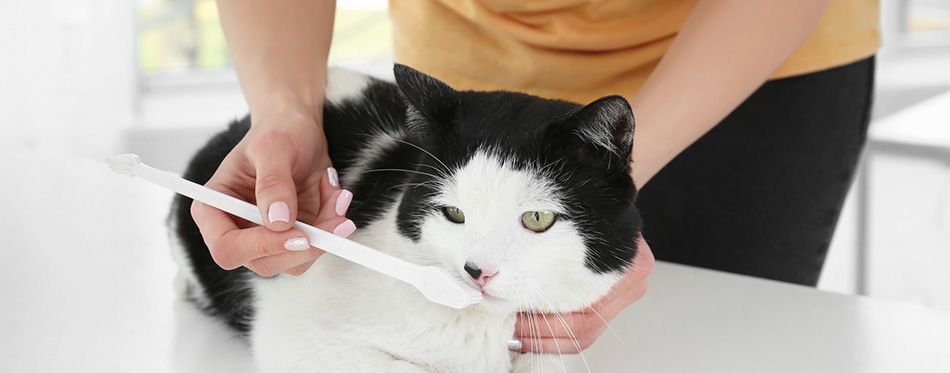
top-left (291, 221), bottom-right (418, 281)
top-left (130, 162), bottom-right (420, 283)
top-left (132, 161), bottom-right (262, 225)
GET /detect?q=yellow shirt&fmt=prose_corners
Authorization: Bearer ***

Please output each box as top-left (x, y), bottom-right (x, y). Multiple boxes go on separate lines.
top-left (390, 0), bottom-right (880, 103)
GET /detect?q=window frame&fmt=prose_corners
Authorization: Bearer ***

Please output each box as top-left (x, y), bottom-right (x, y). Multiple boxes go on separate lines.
top-left (889, 0), bottom-right (950, 52)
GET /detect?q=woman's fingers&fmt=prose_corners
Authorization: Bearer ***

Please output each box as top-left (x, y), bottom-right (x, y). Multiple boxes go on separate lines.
top-left (192, 210), bottom-right (311, 271)
top-left (515, 337), bottom-right (594, 355)
top-left (513, 236), bottom-right (654, 354)
top-left (322, 167), bottom-right (342, 199)
top-left (191, 177), bottom-right (357, 275)
top-left (284, 259), bottom-right (319, 276)
top-left (246, 250), bottom-right (322, 277)
top-left (243, 214), bottom-right (355, 276)
top-left (314, 167), bottom-right (352, 224)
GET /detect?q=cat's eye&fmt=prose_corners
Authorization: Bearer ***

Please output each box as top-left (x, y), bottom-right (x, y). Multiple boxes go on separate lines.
top-left (522, 210), bottom-right (556, 232)
top-left (443, 206), bottom-right (465, 224)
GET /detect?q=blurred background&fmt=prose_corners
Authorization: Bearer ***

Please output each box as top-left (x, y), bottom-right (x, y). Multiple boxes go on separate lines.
top-left (1, 0), bottom-right (948, 308)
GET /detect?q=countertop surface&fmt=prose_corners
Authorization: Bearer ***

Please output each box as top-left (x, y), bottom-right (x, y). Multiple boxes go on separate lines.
top-left (871, 89), bottom-right (950, 150)
top-left (3, 144), bottom-right (949, 372)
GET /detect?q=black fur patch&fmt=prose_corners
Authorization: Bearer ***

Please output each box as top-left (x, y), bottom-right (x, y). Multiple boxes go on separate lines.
top-left (172, 118), bottom-right (256, 333)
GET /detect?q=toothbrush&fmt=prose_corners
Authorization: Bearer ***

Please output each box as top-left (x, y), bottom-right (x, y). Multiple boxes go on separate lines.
top-left (106, 154), bottom-right (482, 310)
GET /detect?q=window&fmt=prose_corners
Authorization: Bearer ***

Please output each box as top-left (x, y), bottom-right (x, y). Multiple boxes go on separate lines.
top-left (897, 0), bottom-right (950, 49)
top-left (137, 0), bottom-right (393, 76)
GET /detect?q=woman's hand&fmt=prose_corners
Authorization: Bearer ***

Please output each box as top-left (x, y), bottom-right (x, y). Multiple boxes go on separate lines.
top-left (190, 109), bottom-right (356, 277)
top-left (513, 236), bottom-right (654, 354)
top-left (209, 0), bottom-right (339, 276)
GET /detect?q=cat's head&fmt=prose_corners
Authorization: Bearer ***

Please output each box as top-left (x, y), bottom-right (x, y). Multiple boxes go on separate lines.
top-left (393, 64), bottom-right (641, 314)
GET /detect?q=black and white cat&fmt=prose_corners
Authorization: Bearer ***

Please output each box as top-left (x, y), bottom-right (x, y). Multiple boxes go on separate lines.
top-left (171, 64), bottom-right (642, 372)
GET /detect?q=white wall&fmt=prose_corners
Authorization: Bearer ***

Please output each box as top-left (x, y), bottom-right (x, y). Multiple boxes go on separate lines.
top-left (0, 0), bottom-right (137, 159)
top-left (817, 0), bottom-right (950, 295)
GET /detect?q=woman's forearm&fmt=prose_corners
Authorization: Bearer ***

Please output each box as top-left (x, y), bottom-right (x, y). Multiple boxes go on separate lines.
top-left (629, 0), bottom-right (831, 186)
top-left (216, 0), bottom-right (336, 122)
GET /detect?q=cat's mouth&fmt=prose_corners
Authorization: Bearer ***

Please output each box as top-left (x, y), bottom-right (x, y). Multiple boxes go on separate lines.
top-left (467, 280), bottom-right (504, 303)
top-left (479, 290), bottom-right (499, 301)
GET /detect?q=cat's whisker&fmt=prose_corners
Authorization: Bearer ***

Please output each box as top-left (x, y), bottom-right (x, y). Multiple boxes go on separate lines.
top-left (414, 163), bottom-right (452, 181)
top-left (522, 296), bottom-right (542, 373)
top-left (625, 263), bottom-right (651, 272)
top-left (532, 301), bottom-right (546, 373)
top-left (537, 294), bottom-right (592, 373)
top-left (531, 296), bottom-right (567, 372)
top-left (534, 281), bottom-right (635, 354)
top-left (347, 167), bottom-right (442, 180)
top-left (392, 137), bottom-right (452, 174)
top-left (386, 180), bottom-right (440, 191)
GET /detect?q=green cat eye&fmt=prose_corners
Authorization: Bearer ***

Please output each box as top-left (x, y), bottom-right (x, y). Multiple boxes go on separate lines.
top-left (443, 206), bottom-right (466, 224)
top-left (522, 210), bottom-right (556, 232)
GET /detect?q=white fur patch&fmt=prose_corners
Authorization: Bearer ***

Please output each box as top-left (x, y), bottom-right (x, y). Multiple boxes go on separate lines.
top-left (167, 218), bottom-right (210, 309)
top-left (325, 67), bottom-right (372, 106)
top-left (251, 210), bottom-right (518, 372)
top-left (422, 151), bottom-right (622, 314)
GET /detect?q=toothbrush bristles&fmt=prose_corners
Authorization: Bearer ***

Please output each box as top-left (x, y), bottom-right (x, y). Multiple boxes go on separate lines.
top-left (105, 154), bottom-right (141, 176)
top-left (414, 267), bottom-right (482, 309)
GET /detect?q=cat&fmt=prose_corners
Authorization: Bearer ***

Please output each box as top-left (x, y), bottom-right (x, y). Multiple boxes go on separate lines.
top-left (170, 64), bottom-right (642, 372)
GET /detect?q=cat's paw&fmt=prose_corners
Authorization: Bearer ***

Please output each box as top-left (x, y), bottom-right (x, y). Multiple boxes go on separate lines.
top-left (511, 353), bottom-right (567, 373)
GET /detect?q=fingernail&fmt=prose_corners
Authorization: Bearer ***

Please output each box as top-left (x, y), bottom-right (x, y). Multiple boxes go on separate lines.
top-left (268, 202), bottom-right (290, 224)
top-left (332, 220), bottom-right (357, 238)
top-left (508, 339), bottom-right (523, 351)
top-left (328, 167), bottom-right (340, 188)
top-left (284, 237), bottom-right (310, 251)
top-left (335, 190), bottom-right (353, 216)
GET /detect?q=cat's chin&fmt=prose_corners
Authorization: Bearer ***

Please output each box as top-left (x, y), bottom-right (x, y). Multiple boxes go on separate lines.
top-left (470, 295), bottom-right (590, 317)
top-left (467, 295), bottom-right (522, 315)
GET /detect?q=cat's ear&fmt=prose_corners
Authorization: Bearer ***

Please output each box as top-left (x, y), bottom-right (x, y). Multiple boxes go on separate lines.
top-left (561, 95), bottom-right (635, 161)
top-left (394, 64), bottom-right (459, 125)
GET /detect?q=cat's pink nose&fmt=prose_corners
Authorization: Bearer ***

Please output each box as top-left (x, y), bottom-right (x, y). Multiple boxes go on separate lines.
top-left (464, 262), bottom-right (498, 288)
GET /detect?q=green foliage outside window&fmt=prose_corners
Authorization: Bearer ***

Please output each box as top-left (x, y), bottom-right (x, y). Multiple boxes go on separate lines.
top-left (138, 0), bottom-right (393, 74)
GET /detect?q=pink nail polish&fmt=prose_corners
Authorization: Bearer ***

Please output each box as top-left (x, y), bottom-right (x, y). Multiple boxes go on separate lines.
top-left (328, 167), bottom-right (340, 188)
top-left (335, 190), bottom-right (353, 216)
top-left (332, 220), bottom-right (357, 237)
top-left (284, 237), bottom-right (309, 251)
top-left (268, 202), bottom-right (290, 224)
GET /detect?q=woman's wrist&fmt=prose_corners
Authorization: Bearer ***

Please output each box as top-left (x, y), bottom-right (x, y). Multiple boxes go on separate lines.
top-left (249, 90), bottom-right (325, 130)
top-left (216, 0), bottom-right (334, 130)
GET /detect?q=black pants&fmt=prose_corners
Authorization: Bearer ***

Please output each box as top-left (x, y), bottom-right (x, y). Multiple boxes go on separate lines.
top-left (636, 57), bottom-right (875, 286)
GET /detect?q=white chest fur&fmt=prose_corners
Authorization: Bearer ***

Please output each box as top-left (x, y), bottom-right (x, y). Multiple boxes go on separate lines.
top-left (249, 211), bottom-right (519, 373)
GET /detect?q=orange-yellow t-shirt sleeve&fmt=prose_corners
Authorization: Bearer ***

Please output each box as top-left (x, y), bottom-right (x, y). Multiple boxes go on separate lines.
top-left (389, 0), bottom-right (880, 104)
top-left (774, 0), bottom-right (880, 78)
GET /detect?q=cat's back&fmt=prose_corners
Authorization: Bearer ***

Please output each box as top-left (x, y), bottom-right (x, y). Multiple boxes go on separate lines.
top-left (321, 68), bottom-right (418, 228)
top-left (170, 68), bottom-right (413, 333)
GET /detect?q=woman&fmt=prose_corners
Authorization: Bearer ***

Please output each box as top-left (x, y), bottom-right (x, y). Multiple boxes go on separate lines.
top-left (191, 0), bottom-right (879, 354)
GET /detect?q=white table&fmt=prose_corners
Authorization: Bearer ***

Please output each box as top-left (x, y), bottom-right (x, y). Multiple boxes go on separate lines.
top-left (2, 144), bottom-right (949, 372)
